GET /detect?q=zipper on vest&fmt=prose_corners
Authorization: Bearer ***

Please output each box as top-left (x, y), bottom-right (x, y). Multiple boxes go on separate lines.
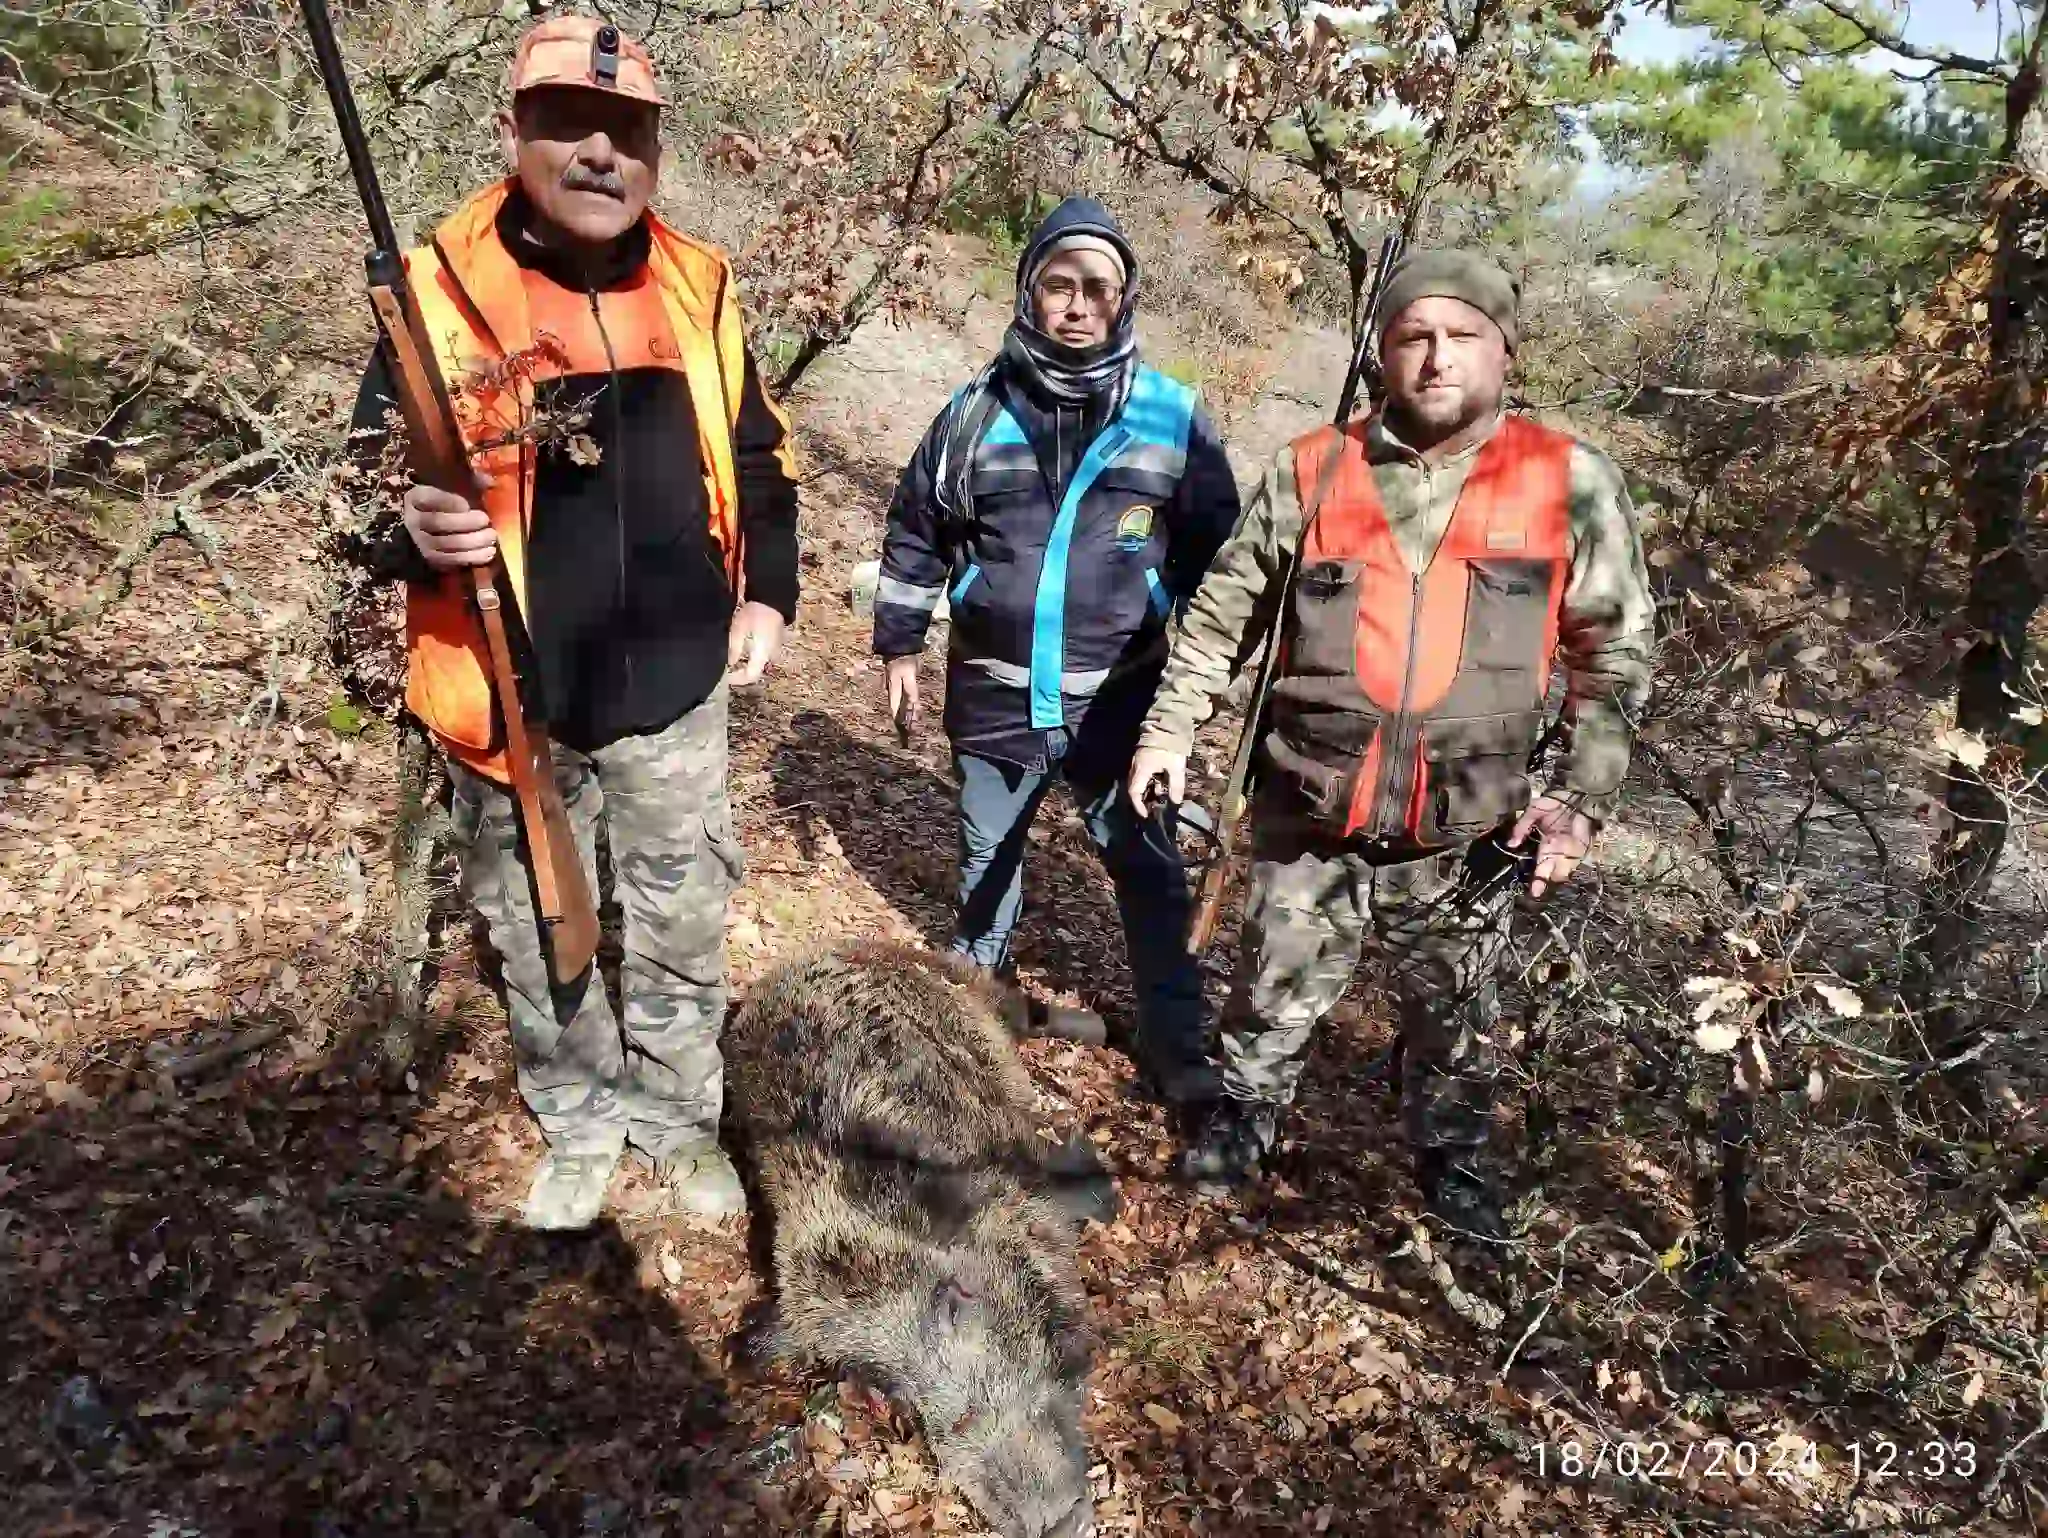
top-left (588, 284), bottom-right (630, 691)
top-left (1371, 568), bottom-right (1425, 836)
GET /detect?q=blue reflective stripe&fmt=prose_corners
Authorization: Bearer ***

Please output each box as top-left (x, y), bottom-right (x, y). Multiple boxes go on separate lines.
top-left (950, 563), bottom-right (982, 604)
top-left (1121, 369), bottom-right (1197, 459)
top-left (1029, 424), bottom-right (1130, 727)
top-left (982, 409), bottom-right (1028, 447)
top-left (1145, 568), bottom-right (1170, 619)
top-left (1023, 371), bottom-right (1199, 729)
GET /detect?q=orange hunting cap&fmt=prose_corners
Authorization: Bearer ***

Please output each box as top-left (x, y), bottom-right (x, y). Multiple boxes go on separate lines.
top-left (509, 14), bottom-right (666, 107)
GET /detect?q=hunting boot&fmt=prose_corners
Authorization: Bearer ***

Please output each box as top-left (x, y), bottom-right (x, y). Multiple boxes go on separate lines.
top-left (653, 1138), bottom-right (748, 1220)
top-left (522, 1147), bottom-right (623, 1232)
top-left (1134, 1041), bottom-right (1223, 1108)
top-left (1416, 1146), bottom-right (1509, 1245)
top-left (1413, 1146), bottom-right (1523, 1329)
top-left (1177, 1097), bottom-right (1277, 1186)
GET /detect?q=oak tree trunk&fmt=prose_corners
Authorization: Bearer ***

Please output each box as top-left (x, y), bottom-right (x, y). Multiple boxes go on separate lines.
top-left (1904, 61), bottom-right (2048, 1069)
top-left (137, 0), bottom-right (184, 153)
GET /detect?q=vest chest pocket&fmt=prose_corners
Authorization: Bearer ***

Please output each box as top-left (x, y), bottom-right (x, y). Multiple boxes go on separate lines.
top-left (1461, 557), bottom-right (1558, 694)
top-left (1425, 753), bottom-right (1531, 842)
top-left (1286, 559), bottom-right (1365, 679)
top-left (1421, 713), bottom-right (1543, 842)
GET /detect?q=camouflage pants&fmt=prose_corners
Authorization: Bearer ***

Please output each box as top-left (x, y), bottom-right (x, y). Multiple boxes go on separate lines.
top-left (1221, 831), bottom-right (1521, 1165)
top-left (448, 688), bottom-right (741, 1159)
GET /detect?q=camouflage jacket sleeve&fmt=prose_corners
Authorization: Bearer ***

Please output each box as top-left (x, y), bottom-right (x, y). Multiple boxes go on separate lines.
top-left (1137, 444), bottom-right (1302, 756)
top-left (1551, 441), bottom-right (1656, 822)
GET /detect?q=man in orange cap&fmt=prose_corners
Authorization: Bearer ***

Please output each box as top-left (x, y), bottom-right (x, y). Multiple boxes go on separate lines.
top-left (350, 13), bottom-right (800, 1230)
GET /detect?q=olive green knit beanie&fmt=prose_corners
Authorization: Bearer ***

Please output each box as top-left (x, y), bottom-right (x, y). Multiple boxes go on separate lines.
top-left (1375, 249), bottom-right (1520, 353)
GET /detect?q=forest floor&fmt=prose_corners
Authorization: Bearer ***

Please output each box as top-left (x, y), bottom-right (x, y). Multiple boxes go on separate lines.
top-left (3, 116), bottom-right (2042, 1538)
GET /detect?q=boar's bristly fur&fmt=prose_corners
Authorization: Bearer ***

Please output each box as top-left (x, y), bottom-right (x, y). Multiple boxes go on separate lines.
top-left (728, 942), bottom-right (1100, 1538)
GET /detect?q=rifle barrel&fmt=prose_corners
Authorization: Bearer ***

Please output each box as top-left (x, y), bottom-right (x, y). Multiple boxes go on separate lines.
top-left (1332, 230), bottom-right (1403, 427)
top-left (1332, 297), bottom-right (1376, 426)
top-left (298, 0), bottom-right (403, 264)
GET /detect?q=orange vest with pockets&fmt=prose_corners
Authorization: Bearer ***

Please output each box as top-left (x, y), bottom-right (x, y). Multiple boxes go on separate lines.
top-left (1264, 414), bottom-right (1574, 847)
top-left (400, 179), bottom-right (769, 782)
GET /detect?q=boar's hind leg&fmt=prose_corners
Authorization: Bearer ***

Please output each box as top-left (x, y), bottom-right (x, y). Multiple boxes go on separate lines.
top-left (1043, 1135), bottom-right (1119, 1225)
top-left (939, 955), bottom-right (1106, 1048)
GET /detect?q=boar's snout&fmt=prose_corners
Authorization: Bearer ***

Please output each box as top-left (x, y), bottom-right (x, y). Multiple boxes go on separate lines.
top-left (951, 1409), bottom-right (1093, 1538)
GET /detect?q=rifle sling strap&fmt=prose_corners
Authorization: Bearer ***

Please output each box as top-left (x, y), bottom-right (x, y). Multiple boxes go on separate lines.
top-left (1248, 425), bottom-right (1355, 706)
top-left (932, 368), bottom-right (1005, 544)
top-left (1213, 428), bottom-right (1357, 826)
top-left (469, 566), bottom-right (566, 925)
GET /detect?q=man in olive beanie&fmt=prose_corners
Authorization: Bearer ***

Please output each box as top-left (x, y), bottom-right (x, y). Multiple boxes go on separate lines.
top-left (1128, 245), bottom-right (1654, 1324)
top-left (1375, 248), bottom-right (1520, 354)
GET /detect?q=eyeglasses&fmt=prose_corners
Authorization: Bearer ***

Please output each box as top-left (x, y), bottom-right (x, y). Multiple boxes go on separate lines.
top-left (1034, 275), bottom-right (1123, 311)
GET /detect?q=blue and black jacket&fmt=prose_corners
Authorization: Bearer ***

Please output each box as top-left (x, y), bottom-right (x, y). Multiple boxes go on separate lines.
top-left (874, 363), bottom-right (1241, 774)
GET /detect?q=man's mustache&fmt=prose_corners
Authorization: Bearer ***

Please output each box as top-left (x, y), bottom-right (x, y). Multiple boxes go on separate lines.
top-left (562, 166), bottom-right (626, 197)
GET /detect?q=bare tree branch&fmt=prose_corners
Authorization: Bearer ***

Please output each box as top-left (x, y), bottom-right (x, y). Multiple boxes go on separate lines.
top-left (1801, 0), bottom-right (2012, 79)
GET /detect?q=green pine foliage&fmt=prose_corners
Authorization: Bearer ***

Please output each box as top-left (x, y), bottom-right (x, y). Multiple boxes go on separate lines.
top-left (1580, 6), bottom-right (1996, 355)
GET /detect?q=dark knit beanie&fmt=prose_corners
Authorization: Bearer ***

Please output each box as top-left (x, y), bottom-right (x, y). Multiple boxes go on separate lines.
top-left (1376, 249), bottom-right (1520, 353)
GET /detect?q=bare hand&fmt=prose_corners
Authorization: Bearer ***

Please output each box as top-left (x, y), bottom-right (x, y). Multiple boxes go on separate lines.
top-left (1506, 794), bottom-right (1597, 899)
top-left (727, 601), bottom-right (786, 687)
top-left (884, 655), bottom-right (921, 741)
top-left (403, 479), bottom-right (497, 571)
top-left (1127, 745), bottom-right (1188, 818)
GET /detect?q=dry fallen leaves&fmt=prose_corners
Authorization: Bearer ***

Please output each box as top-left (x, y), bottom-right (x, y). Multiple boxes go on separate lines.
top-left (1140, 1401), bottom-right (1182, 1434)
top-left (1496, 1480), bottom-right (1532, 1524)
top-left (1934, 726), bottom-right (1991, 770)
top-left (1810, 979), bottom-right (1866, 1017)
top-left (1693, 1020), bottom-right (1742, 1054)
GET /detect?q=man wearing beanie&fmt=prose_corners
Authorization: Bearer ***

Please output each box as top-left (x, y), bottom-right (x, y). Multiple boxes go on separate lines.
top-left (1127, 248), bottom-right (1654, 1312)
top-left (349, 15), bottom-right (799, 1230)
top-left (873, 197), bottom-right (1241, 1106)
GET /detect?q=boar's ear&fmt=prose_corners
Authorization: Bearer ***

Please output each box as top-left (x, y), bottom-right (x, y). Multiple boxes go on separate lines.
top-left (929, 1277), bottom-right (978, 1333)
top-left (734, 1297), bottom-right (792, 1371)
top-left (907, 1167), bottom-right (977, 1243)
top-left (1051, 1308), bottom-right (1097, 1379)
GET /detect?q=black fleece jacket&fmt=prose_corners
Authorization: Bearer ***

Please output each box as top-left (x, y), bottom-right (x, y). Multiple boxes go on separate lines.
top-left (350, 191), bottom-right (800, 754)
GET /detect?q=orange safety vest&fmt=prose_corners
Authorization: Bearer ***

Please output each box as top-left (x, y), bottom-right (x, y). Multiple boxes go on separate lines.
top-left (1263, 414), bottom-right (1574, 847)
top-left (401, 178), bottom-right (779, 781)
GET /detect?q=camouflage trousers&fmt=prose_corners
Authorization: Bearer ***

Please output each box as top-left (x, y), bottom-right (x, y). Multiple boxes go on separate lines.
top-left (448, 687), bottom-right (741, 1159)
top-left (1221, 829), bottom-right (1522, 1167)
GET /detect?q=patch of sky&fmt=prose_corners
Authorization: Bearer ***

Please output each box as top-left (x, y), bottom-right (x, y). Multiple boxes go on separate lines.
top-left (1570, 0), bottom-right (2021, 199)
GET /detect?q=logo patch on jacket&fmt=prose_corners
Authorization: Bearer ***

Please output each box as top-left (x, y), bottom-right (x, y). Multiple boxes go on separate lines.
top-left (1116, 505), bottom-right (1157, 552)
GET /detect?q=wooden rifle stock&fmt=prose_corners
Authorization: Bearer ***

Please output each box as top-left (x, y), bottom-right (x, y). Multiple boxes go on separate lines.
top-left (1186, 648), bottom-right (1276, 955)
top-left (302, 0), bottom-right (598, 983)
top-left (1186, 230), bottom-right (1405, 954)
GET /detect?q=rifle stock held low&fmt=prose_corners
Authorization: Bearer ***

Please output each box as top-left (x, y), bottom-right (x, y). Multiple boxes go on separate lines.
top-left (1186, 230), bottom-right (1405, 954)
top-left (299, 0), bottom-right (600, 983)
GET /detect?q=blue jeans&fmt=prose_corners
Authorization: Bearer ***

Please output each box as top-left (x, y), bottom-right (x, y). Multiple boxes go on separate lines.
top-left (952, 730), bottom-right (1206, 1065)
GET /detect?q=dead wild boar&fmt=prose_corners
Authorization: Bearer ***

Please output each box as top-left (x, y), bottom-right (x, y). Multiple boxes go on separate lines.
top-left (728, 941), bottom-right (1106, 1538)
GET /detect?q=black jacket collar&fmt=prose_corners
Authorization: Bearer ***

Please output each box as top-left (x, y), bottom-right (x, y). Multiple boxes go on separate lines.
top-left (494, 183), bottom-right (652, 293)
